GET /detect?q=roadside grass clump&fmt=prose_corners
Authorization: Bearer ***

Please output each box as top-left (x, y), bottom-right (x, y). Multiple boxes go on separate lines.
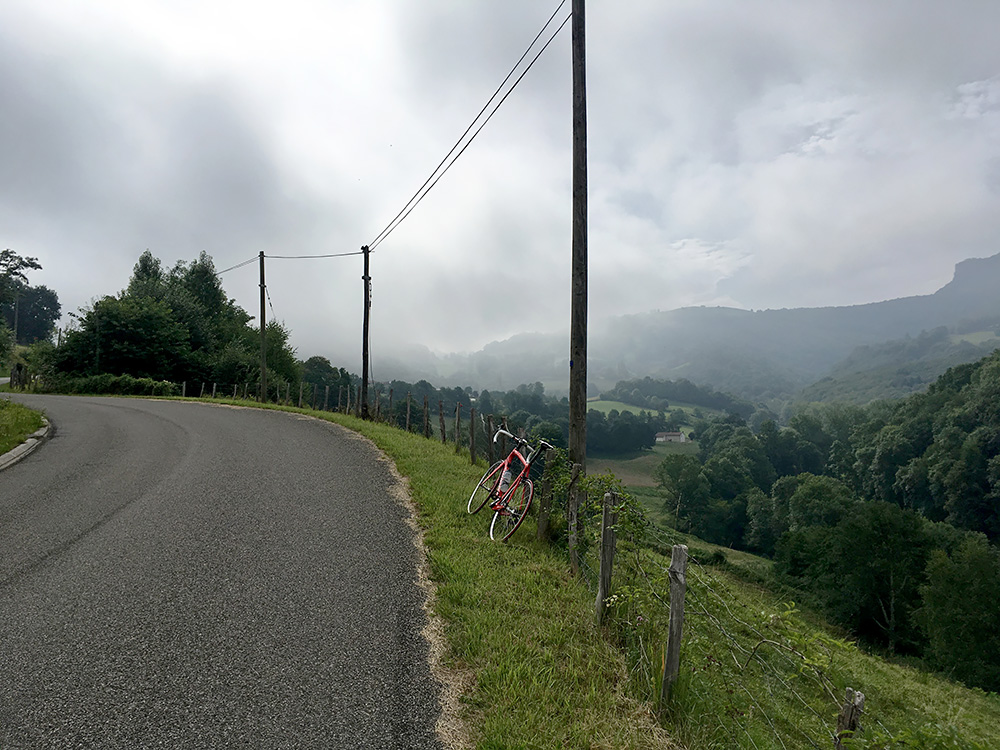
top-left (0, 398), bottom-right (44, 455)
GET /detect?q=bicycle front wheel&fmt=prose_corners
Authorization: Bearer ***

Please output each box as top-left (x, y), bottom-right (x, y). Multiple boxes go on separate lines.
top-left (468, 460), bottom-right (504, 514)
top-left (489, 478), bottom-right (533, 541)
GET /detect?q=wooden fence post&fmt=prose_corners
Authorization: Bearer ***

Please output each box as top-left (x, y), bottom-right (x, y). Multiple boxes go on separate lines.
top-left (567, 463), bottom-right (583, 577)
top-left (199, 382), bottom-right (205, 398)
top-left (298, 381), bottom-right (304, 408)
top-left (324, 384), bottom-right (330, 411)
top-left (388, 389), bottom-right (394, 421)
top-left (834, 689), bottom-right (865, 750)
top-left (406, 392), bottom-right (412, 432)
top-left (182, 381), bottom-right (187, 397)
top-left (486, 415), bottom-right (496, 463)
top-left (232, 384), bottom-right (237, 399)
top-left (659, 544), bottom-right (688, 711)
top-left (423, 395), bottom-right (430, 438)
top-left (470, 407), bottom-right (477, 464)
top-left (439, 401), bottom-right (446, 444)
top-left (243, 383), bottom-right (248, 399)
top-left (595, 492), bottom-right (619, 625)
top-left (312, 384), bottom-right (318, 410)
top-left (536, 476), bottom-right (552, 542)
top-left (212, 383), bottom-right (217, 398)
top-left (454, 403), bottom-right (462, 454)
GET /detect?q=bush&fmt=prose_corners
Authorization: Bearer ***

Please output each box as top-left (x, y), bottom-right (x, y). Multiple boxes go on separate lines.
top-left (41, 373), bottom-right (179, 397)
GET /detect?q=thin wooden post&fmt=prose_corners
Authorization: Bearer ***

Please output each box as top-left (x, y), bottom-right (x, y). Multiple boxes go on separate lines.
top-left (324, 385), bottom-right (330, 411)
top-left (232, 384), bottom-right (237, 399)
top-left (567, 463), bottom-right (583, 577)
top-left (298, 381), bottom-right (304, 408)
top-left (243, 383), bottom-right (248, 399)
top-left (470, 408), bottom-right (477, 464)
top-left (212, 383), bottom-right (217, 398)
top-left (454, 403), bottom-right (462, 454)
top-left (312, 384), bottom-right (318, 410)
top-left (200, 382), bottom-right (205, 398)
top-left (595, 492), bottom-right (619, 625)
top-left (438, 401), bottom-right (447, 444)
top-left (406, 392), bottom-right (412, 432)
top-left (388, 388), bottom-right (394, 422)
top-left (536, 476), bottom-right (553, 542)
top-left (339, 386), bottom-right (344, 412)
top-left (487, 415), bottom-right (496, 463)
top-left (345, 385), bottom-right (351, 414)
top-left (423, 396), bottom-right (431, 438)
top-left (834, 689), bottom-right (865, 750)
top-left (360, 244), bottom-right (371, 420)
top-left (182, 381), bottom-right (187, 397)
top-left (659, 544), bottom-right (688, 711)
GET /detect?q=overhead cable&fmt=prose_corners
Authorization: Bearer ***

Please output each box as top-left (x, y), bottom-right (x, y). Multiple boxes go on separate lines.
top-left (368, 1), bottom-right (570, 251)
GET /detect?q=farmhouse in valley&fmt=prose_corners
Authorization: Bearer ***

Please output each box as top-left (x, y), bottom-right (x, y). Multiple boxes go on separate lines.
top-left (655, 431), bottom-right (686, 443)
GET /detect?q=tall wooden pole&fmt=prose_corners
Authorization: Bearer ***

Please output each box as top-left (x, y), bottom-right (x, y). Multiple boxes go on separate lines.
top-left (360, 245), bottom-right (371, 420)
top-left (569, 0), bottom-right (588, 473)
top-left (259, 251), bottom-right (267, 402)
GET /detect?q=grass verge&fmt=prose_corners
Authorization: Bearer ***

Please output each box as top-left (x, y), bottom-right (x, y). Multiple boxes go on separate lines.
top-left (0, 398), bottom-right (44, 455)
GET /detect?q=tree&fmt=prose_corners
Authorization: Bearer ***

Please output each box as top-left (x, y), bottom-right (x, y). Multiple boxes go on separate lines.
top-left (777, 501), bottom-right (930, 653)
top-left (0, 249), bottom-right (42, 304)
top-left (920, 535), bottom-right (1000, 691)
top-left (1, 285), bottom-right (61, 344)
top-left (55, 296), bottom-right (190, 379)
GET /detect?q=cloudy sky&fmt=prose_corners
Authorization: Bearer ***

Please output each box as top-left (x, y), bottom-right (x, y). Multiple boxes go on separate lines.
top-left (3, 0), bottom-right (999, 372)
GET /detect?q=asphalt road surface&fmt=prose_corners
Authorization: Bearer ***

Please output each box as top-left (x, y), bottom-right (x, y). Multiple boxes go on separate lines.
top-left (0, 395), bottom-right (442, 749)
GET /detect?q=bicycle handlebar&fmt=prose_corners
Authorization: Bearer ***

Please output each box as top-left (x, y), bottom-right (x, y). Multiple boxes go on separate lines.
top-left (493, 428), bottom-right (555, 453)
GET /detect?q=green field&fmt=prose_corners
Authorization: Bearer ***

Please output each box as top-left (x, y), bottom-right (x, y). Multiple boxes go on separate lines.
top-left (589, 441), bottom-right (698, 487)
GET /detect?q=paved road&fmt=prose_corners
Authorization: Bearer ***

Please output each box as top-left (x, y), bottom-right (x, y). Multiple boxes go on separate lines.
top-left (0, 396), bottom-right (441, 749)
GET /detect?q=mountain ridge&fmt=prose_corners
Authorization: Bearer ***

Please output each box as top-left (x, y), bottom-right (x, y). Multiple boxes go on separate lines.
top-left (376, 252), bottom-right (1000, 402)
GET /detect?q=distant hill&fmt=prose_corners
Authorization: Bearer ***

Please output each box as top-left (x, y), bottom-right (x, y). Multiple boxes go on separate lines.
top-left (378, 253), bottom-right (1000, 403)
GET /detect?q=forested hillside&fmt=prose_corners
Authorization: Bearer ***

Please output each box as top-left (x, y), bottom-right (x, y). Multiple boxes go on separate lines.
top-left (652, 349), bottom-right (1000, 691)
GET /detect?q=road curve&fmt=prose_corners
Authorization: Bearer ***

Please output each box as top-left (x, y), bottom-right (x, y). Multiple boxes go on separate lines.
top-left (0, 395), bottom-right (442, 749)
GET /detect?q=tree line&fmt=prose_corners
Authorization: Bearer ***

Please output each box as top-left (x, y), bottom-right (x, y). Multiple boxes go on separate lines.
top-left (653, 351), bottom-right (1000, 691)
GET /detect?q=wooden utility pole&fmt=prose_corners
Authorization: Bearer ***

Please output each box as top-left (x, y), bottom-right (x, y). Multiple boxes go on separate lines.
top-left (568, 0), bottom-right (588, 473)
top-left (360, 245), bottom-right (371, 419)
top-left (258, 251), bottom-right (267, 402)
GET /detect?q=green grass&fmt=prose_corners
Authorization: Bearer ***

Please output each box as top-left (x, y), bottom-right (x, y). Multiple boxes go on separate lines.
top-left (0, 398), bottom-right (44, 455)
top-left (590, 442), bottom-right (699, 488)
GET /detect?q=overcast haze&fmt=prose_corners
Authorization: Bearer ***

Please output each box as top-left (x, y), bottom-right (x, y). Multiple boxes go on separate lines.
top-left (3, 1), bottom-right (999, 374)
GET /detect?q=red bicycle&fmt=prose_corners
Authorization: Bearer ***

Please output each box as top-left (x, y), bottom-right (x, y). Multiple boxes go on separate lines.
top-left (468, 428), bottom-right (554, 541)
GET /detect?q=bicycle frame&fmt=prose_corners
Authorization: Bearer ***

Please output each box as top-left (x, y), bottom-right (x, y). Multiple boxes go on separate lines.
top-left (493, 431), bottom-right (547, 505)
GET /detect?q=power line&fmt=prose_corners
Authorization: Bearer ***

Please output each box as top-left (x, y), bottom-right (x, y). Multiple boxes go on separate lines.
top-left (216, 256), bottom-right (258, 275)
top-left (368, 1), bottom-right (570, 251)
top-left (267, 251), bottom-right (365, 259)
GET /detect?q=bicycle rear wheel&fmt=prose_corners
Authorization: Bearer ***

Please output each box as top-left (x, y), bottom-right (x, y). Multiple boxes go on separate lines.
top-left (468, 460), bottom-right (504, 514)
top-left (489, 478), bottom-right (533, 541)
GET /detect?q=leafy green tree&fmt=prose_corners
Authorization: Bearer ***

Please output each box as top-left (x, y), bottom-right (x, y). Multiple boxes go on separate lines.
top-left (1, 284), bottom-right (61, 344)
top-left (777, 501), bottom-right (930, 653)
top-left (55, 296), bottom-right (190, 379)
top-left (920, 535), bottom-right (1000, 692)
top-left (0, 249), bottom-right (41, 304)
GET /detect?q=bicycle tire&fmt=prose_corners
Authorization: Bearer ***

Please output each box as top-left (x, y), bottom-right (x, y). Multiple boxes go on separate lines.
top-left (489, 478), bottom-right (533, 541)
top-left (468, 460), bottom-right (504, 514)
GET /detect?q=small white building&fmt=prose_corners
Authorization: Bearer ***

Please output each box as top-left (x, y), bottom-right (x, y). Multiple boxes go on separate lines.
top-left (655, 431), bottom-right (686, 443)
